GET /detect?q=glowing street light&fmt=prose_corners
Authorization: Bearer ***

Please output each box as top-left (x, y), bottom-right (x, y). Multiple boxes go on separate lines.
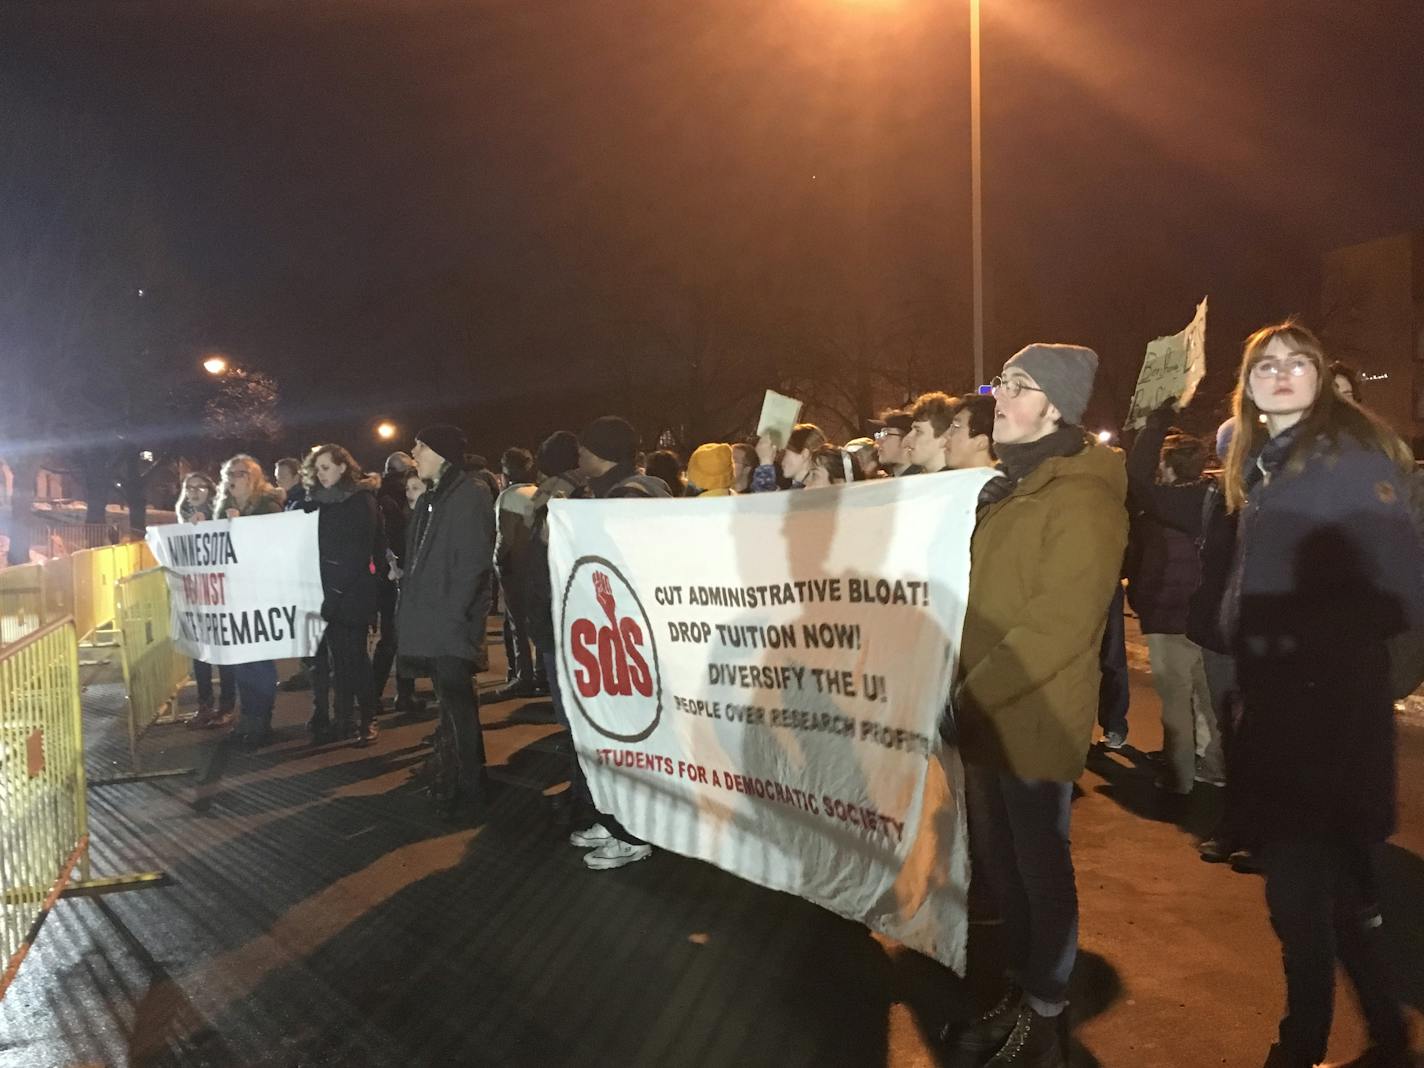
top-left (376, 421), bottom-right (397, 441)
top-left (202, 355), bottom-right (229, 376)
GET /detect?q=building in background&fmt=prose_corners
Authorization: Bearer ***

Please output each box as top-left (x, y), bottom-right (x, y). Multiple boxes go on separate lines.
top-left (1320, 230), bottom-right (1424, 452)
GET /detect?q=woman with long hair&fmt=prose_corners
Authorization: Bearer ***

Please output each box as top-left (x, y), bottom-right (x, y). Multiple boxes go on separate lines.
top-left (176, 472), bottom-right (236, 729)
top-left (176, 472), bottom-right (217, 524)
top-left (214, 454), bottom-right (286, 518)
top-left (304, 444), bottom-right (384, 746)
top-left (750, 423), bottom-right (827, 492)
top-left (215, 454), bottom-right (286, 747)
top-left (1222, 321), bottom-right (1423, 1068)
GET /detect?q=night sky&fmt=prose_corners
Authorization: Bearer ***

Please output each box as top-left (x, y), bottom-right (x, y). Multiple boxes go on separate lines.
top-left (4, 0), bottom-right (1423, 460)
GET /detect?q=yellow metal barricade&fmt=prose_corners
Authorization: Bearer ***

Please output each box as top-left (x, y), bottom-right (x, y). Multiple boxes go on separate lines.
top-left (0, 614), bottom-right (169, 999)
top-left (0, 618), bottom-right (88, 997)
top-left (115, 568), bottom-right (189, 771)
top-left (40, 556), bottom-right (74, 628)
top-left (70, 548), bottom-right (97, 641)
top-left (0, 565), bottom-right (45, 648)
top-left (89, 547), bottom-right (119, 642)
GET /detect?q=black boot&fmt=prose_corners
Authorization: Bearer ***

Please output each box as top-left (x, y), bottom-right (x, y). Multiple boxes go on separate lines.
top-left (939, 985), bottom-right (1021, 1067)
top-left (1261, 1043), bottom-right (1315, 1068)
top-left (982, 1006), bottom-right (1067, 1068)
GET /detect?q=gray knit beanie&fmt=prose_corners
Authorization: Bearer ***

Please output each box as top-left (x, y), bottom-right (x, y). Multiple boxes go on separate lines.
top-left (1003, 343), bottom-right (1099, 426)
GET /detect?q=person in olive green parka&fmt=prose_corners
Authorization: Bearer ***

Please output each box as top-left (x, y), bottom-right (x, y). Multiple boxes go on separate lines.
top-left (941, 344), bottom-right (1128, 1068)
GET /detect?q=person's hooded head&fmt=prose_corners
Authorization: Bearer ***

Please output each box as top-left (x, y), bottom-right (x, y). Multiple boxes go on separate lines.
top-left (686, 443), bottom-right (736, 496)
top-left (578, 416), bottom-right (639, 476)
top-left (537, 431), bottom-right (581, 478)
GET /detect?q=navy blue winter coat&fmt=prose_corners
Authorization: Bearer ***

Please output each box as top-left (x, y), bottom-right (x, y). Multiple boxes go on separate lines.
top-left (1223, 433), bottom-right (1424, 845)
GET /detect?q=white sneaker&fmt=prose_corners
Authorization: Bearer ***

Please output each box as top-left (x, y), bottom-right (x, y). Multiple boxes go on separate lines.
top-left (583, 840), bottom-right (653, 870)
top-left (568, 823), bottom-right (612, 849)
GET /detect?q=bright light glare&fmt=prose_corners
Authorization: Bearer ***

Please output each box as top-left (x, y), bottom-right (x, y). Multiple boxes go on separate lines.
top-left (376, 421), bottom-right (397, 441)
top-left (202, 355), bottom-right (228, 376)
top-left (1096, 430), bottom-right (1113, 444)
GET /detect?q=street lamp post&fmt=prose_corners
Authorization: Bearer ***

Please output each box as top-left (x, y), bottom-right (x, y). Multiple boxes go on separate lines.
top-left (970, 0), bottom-right (985, 388)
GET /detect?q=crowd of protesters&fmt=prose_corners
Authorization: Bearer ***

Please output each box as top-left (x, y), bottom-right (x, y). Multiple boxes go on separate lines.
top-left (167, 323), bottom-right (1424, 1068)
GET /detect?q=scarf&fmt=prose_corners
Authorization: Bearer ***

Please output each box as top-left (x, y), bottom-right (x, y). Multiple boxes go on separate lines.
top-left (977, 425), bottom-right (1088, 509)
top-left (309, 481), bottom-right (359, 506)
top-left (1246, 423), bottom-right (1304, 492)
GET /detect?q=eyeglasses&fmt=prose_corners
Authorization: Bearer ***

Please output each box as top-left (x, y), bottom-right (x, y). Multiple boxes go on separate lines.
top-left (948, 420), bottom-right (968, 434)
top-left (989, 375), bottom-right (1046, 399)
top-left (1251, 357), bottom-right (1315, 380)
top-left (873, 429), bottom-right (903, 442)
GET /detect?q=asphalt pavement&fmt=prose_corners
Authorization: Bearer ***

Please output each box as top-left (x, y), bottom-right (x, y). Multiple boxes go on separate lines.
top-left (0, 619), bottom-right (1420, 1067)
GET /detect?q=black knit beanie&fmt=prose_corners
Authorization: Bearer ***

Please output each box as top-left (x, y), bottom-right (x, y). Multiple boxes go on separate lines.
top-left (579, 416), bottom-right (639, 466)
top-left (415, 424), bottom-right (468, 466)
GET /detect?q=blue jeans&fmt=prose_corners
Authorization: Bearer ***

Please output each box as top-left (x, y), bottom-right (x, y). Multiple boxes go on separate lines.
top-left (193, 659), bottom-right (235, 711)
top-left (965, 764), bottom-right (1078, 1015)
top-left (233, 661), bottom-right (277, 734)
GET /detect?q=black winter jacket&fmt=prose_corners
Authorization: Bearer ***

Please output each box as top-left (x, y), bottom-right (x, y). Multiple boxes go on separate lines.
top-left (1126, 407), bottom-right (1235, 652)
top-left (310, 477), bottom-right (384, 626)
top-left (377, 472), bottom-right (410, 569)
top-left (397, 467), bottom-right (494, 662)
top-left (1125, 512), bottom-right (1200, 635)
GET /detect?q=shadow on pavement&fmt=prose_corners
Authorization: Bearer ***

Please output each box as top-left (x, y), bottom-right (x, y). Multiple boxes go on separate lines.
top-left (135, 782), bottom-right (910, 1067)
top-left (1380, 841), bottom-right (1424, 1019)
top-left (1086, 742), bottom-right (1222, 838)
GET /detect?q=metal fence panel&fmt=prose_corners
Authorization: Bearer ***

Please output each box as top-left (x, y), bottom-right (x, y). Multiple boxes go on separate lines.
top-left (0, 619), bottom-right (88, 996)
top-left (0, 566), bottom-right (44, 649)
top-left (115, 568), bottom-right (190, 769)
top-left (88, 547), bottom-right (118, 638)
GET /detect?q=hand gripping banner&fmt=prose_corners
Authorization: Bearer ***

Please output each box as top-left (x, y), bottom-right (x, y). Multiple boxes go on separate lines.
top-left (146, 511), bottom-right (326, 665)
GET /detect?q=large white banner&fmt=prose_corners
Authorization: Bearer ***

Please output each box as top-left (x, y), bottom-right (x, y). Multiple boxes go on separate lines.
top-left (147, 511), bottom-right (326, 664)
top-left (549, 469), bottom-right (997, 972)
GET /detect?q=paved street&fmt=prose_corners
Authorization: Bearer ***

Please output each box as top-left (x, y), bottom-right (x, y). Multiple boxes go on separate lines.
top-left (1, 619), bottom-right (1421, 1067)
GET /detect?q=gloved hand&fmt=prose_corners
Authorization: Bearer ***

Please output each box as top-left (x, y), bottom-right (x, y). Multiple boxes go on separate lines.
top-left (1146, 399), bottom-right (1179, 427)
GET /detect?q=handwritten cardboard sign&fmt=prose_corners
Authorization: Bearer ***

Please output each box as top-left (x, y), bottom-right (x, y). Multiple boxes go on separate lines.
top-left (1125, 298), bottom-right (1208, 430)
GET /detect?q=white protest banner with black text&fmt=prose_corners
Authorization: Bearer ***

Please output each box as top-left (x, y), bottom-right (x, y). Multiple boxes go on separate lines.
top-left (146, 511), bottom-right (326, 664)
top-left (548, 470), bottom-right (997, 973)
top-left (1124, 296), bottom-right (1208, 430)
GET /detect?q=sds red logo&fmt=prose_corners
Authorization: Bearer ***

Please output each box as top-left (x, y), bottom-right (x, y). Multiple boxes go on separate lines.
top-left (560, 557), bottom-right (662, 742)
